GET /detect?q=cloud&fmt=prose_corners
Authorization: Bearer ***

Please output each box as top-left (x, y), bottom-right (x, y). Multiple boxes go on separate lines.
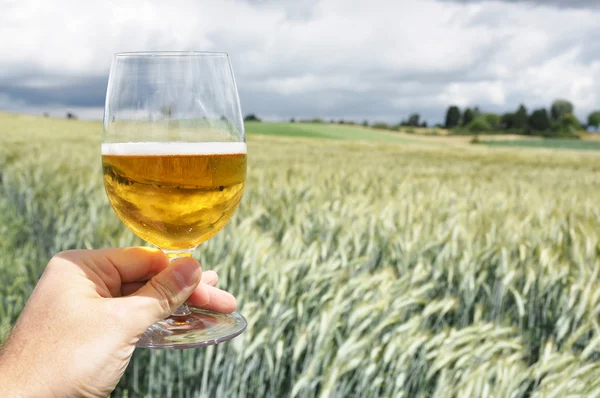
top-left (0, 76), bottom-right (107, 106)
top-left (1, 0), bottom-right (599, 124)
top-left (441, 0), bottom-right (600, 9)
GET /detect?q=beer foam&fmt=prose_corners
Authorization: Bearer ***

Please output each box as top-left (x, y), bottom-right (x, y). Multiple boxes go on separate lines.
top-left (101, 142), bottom-right (247, 156)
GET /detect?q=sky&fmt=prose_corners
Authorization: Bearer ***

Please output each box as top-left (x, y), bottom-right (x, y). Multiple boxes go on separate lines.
top-left (0, 0), bottom-right (598, 124)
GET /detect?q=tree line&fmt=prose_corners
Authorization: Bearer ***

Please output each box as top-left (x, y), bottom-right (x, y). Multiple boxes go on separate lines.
top-left (444, 99), bottom-right (594, 137)
top-left (244, 98), bottom-right (600, 137)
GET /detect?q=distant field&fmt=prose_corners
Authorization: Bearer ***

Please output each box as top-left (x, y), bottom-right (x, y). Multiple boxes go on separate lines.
top-left (484, 138), bottom-right (600, 151)
top-left (246, 122), bottom-right (600, 153)
top-left (244, 121), bottom-right (416, 143)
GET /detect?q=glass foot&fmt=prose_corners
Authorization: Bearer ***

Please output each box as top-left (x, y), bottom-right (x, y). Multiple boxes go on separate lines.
top-left (137, 307), bottom-right (247, 349)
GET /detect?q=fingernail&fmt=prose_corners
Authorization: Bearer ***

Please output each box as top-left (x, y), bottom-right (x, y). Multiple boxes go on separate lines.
top-left (171, 257), bottom-right (201, 288)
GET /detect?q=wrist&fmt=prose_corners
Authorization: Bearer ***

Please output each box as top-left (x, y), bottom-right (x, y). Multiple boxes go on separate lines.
top-left (0, 337), bottom-right (58, 397)
top-left (0, 343), bottom-right (25, 397)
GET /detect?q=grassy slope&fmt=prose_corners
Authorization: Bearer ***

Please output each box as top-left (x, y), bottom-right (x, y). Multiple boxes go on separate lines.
top-left (244, 121), bottom-right (417, 143)
top-left (3, 113), bottom-right (600, 396)
top-left (248, 121), bottom-right (600, 152)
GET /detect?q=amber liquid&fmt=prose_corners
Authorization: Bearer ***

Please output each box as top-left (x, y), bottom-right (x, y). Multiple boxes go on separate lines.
top-left (102, 151), bottom-right (246, 250)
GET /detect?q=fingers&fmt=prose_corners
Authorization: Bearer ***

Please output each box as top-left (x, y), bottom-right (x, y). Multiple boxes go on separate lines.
top-left (187, 284), bottom-right (237, 314)
top-left (120, 270), bottom-right (219, 296)
top-left (121, 257), bottom-right (206, 331)
top-left (120, 282), bottom-right (145, 297)
top-left (101, 249), bottom-right (215, 286)
top-left (101, 247), bottom-right (169, 283)
top-left (120, 270), bottom-right (236, 314)
top-left (53, 247), bottom-right (170, 299)
top-left (201, 270), bottom-right (219, 286)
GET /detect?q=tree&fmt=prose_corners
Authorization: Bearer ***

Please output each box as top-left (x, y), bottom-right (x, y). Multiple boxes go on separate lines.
top-left (421, 121), bottom-right (428, 128)
top-left (160, 106), bottom-right (173, 117)
top-left (468, 116), bottom-right (491, 133)
top-left (372, 122), bottom-right (390, 130)
top-left (587, 111), bottom-right (600, 128)
top-left (407, 113), bottom-right (420, 127)
top-left (561, 113), bottom-right (581, 133)
top-left (362, 120), bottom-right (369, 127)
top-left (290, 117), bottom-right (296, 123)
top-left (244, 114), bottom-right (261, 122)
top-left (484, 113), bottom-right (500, 129)
top-left (501, 112), bottom-right (515, 129)
top-left (66, 112), bottom-right (77, 120)
top-left (528, 108), bottom-right (551, 132)
top-left (445, 106), bottom-right (461, 128)
top-left (463, 108), bottom-right (475, 126)
top-left (550, 99), bottom-right (574, 121)
top-left (513, 104), bottom-right (528, 129)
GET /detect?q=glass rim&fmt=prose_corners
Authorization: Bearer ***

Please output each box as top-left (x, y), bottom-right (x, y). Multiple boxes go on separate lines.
top-left (114, 51), bottom-right (229, 58)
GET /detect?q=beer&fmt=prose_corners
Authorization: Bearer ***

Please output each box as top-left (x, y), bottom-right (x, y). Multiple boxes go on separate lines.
top-left (102, 142), bottom-right (246, 250)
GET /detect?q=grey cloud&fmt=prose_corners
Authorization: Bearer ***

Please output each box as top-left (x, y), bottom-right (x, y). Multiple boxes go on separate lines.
top-left (0, 75), bottom-right (108, 107)
top-left (440, 0), bottom-right (600, 8)
top-left (240, 87), bottom-right (445, 124)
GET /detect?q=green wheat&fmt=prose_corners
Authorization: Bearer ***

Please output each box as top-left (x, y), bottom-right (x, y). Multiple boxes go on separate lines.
top-left (2, 112), bottom-right (600, 397)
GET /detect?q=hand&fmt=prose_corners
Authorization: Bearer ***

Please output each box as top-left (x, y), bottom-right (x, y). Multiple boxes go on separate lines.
top-left (0, 247), bottom-right (236, 397)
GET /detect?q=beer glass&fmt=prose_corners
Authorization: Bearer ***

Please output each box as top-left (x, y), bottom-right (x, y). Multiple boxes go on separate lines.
top-left (102, 52), bottom-right (247, 349)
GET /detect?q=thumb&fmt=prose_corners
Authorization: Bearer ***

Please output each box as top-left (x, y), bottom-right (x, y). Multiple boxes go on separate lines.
top-left (124, 257), bottom-right (203, 332)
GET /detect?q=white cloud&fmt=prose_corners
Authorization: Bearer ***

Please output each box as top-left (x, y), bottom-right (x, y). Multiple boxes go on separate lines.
top-left (1, 0), bottom-right (600, 123)
top-left (436, 81), bottom-right (507, 107)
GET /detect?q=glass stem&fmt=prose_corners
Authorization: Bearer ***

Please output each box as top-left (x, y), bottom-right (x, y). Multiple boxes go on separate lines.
top-left (172, 303), bottom-right (192, 317)
top-left (163, 248), bottom-right (196, 317)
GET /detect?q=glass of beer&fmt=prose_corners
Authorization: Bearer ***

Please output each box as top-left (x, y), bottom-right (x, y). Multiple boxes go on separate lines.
top-left (101, 52), bottom-right (247, 349)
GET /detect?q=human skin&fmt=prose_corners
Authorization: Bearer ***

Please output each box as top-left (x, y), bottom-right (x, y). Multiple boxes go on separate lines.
top-left (0, 247), bottom-right (236, 397)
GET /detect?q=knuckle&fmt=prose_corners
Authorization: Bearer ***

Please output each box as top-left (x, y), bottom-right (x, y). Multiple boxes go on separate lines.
top-left (46, 251), bottom-right (75, 273)
top-left (148, 278), bottom-right (177, 314)
top-left (52, 249), bottom-right (83, 261)
top-left (47, 249), bottom-right (88, 270)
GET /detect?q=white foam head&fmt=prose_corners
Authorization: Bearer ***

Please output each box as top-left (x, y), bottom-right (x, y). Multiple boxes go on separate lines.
top-left (101, 142), bottom-right (247, 156)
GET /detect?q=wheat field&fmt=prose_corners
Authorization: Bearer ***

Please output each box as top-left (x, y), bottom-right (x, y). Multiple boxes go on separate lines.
top-left (2, 113), bottom-right (600, 397)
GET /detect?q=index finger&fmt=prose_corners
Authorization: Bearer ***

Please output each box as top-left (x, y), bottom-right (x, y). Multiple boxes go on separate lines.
top-left (54, 247), bottom-right (171, 298)
top-left (98, 247), bottom-right (170, 283)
